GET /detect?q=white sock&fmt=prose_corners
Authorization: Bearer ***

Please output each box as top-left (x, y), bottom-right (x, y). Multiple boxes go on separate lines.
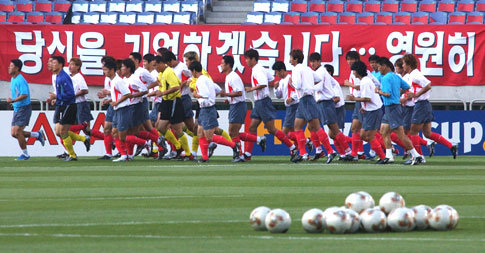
top-left (22, 149), bottom-right (29, 156)
top-left (409, 148), bottom-right (421, 158)
top-left (244, 152), bottom-right (251, 157)
top-left (290, 145), bottom-right (296, 150)
top-left (315, 147), bottom-right (323, 153)
top-left (385, 149), bottom-right (393, 159)
top-left (358, 152), bottom-right (364, 155)
top-left (191, 151), bottom-right (197, 157)
top-left (30, 132), bottom-right (39, 138)
top-left (120, 155), bottom-right (127, 159)
top-left (257, 136), bottom-right (261, 143)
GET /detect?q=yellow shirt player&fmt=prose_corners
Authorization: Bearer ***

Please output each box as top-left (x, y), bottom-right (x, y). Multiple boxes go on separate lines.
top-left (159, 66), bottom-right (181, 100)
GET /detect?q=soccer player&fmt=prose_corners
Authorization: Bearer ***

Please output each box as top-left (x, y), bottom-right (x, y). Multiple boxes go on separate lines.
top-left (244, 49), bottom-right (295, 161)
top-left (402, 54), bottom-right (457, 158)
top-left (7, 59), bottom-right (45, 160)
top-left (375, 57), bottom-right (423, 165)
top-left (50, 56), bottom-right (90, 161)
top-left (324, 64), bottom-right (346, 131)
top-left (189, 61), bottom-right (241, 163)
top-left (272, 61), bottom-right (298, 136)
top-left (346, 61), bottom-right (385, 163)
top-left (69, 58), bottom-right (96, 136)
top-left (369, 55), bottom-right (381, 80)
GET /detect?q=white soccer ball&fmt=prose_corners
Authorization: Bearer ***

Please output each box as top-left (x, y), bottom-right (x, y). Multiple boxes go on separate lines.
top-left (357, 191), bottom-right (376, 210)
top-left (325, 209), bottom-right (351, 234)
top-left (429, 205), bottom-right (459, 230)
top-left (345, 193), bottom-right (367, 213)
top-left (301, 208), bottom-right (325, 233)
top-left (412, 205), bottom-right (432, 230)
top-left (322, 206), bottom-right (342, 221)
top-left (387, 207), bottom-right (416, 232)
top-left (379, 192), bottom-right (405, 214)
top-left (344, 208), bottom-right (361, 233)
top-left (249, 206), bottom-right (271, 231)
top-left (265, 208), bottom-right (291, 233)
top-left (360, 208), bottom-right (387, 232)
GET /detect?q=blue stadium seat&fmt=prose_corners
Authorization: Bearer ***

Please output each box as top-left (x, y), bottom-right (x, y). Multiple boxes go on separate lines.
top-left (137, 12), bottom-right (155, 24)
top-left (163, 0), bottom-right (180, 13)
top-left (429, 12), bottom-right (448, 23)
top-left (126, 0), bottom-right (144, 13)
top-left (89, 0), bottom-right (107, 13)
top-left (71, 12), bottom-right (82, 24)
top-left (272, 0), bottom-right (290, 13)
top-left (246, 11), bottom-right (265, 24)
top-left (100, 12), bottom-right (118, 24)
top-left (108, 0), bottom-right (126, 13)
top-left (155, 12), bottom-right (173, 24)
top-left (173, 11), bottom-right (194, 24)
top-left (253, 0), bottom-right (271, 13)
top-left (119, 12), bottom-right (137, 24)
top-left (72, 0), bottom-right (89, 13)
top-left (264, 11), bottom-right (282, 24)
top-left (145, 0), bottom-right (162, 13)
top-left (412, 11), bottom-right (429, 24)
top-left (181, 0), bottom-right (201, 17)
top-left (83, 12), bottom-right (100, 24)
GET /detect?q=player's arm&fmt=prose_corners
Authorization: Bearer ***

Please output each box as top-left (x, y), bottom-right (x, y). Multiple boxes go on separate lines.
top-left (7, 94), bottom-right (28, 103)
top-left (59, 76), bottom-right (76, 102)
top-left (111, 94), bottom-right (130, 107)
top-left (245, 71), bottom-right (268, 92)
top-left (376, 79), bottom-right (391, 97)
top-left (147, 80), bottom-right (160, 90)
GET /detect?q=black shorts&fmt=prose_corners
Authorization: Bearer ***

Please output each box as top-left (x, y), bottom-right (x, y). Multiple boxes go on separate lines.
top-left (159, 98), bottom-right (184, 124)
top-left (54, 104), bottom-right (77, 125)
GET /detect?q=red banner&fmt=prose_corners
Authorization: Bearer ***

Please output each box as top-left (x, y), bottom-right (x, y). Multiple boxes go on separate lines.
top-left (1, 24), bottom-right (484, 86)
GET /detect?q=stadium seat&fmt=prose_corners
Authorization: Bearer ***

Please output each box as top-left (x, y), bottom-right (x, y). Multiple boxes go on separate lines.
top-left (72, 1), bottom-right (89, 13)
top-left (71, 12), bottom-right (81, 24)
top-left (0, 11), bottom-right (5, 22)
top-left (35, 0), bottom-right (52, 12)
top-left (290, 0), bottom-right (308, 13)
top-left (357, 12), bottom-right (375, 24)
top-left (419, 0), bottom-right (437, 13)
top-left (381, 0), bottom-right (399, 13)
top-left (0, 0), bottom-right (14, 12)
top-left (283, 12), bottom-right (300, 24)
top-left (163, 0), bottom-right (180, 13)
top-left (246, 11), bottom-right (264, 24)
top-left (89, 0), bottom-right (107, 13)
top-left (394, 12), bottom-right (411, 24)
top-left (83, 13), bottom-right (100, 24)
top-left (16, 0), bottom-right (34, 12)
top-left (272, 0), bottom-right (290, 13)
top-left (346, 1), bottom-right (363, 13)
top-left (477, 0), bottom-right (485, 12)
top-left (400, 0), bottom-right (418, 13)
top-left (429, 12), bottom-right (448, 23)
top-left (364, 1), bottom-right (381, 13)
top-left (53, 0), bottom-right (70, 13)
top-left (448, 11), bottom-right (466, 23)
top-left (265, 12), bottom-right (282, 24)
top-left (253, 0), bottom-right (271, 13)
top-left (7, 11), bottom-right (24, 23)
top-left (45, 11), bottom-right (63, 23)
top-left (173, 12), bottom-right (193, 24)
top-left (126, 0), bottom-right (144, 13)
top-left (145, 0), bottom-right (162, 13)
top-left (319, 12), bottom-right (338, 24)
top-left (26, 11), bottom-right (44, 23)
top-left (309, 0), bottom-right (326, 13)
top-left (137, 12), bottom-right (154, 24)
top-left (119, 12), bottom-right (137, 24)
top-left (466, 12), bottom-right (484, 24)
top-left (338, 12), bottom-right (356, 24)
top-left (108, 0), bottom-right (125, 13)
top-left (327, 0), bottom-right (345, 13)
top-left (412, 12), bottom-right (429, 24)
top-left (456, 0), bottom-right (474, 12)
top-left (300, 12), bottom-right (319, 24)
top-left (155, 12), bottom-right (173, 24)
top-left (100, 12), bottom-right (118, 24)
top-left (376, 11), bottom-right (393, 24)
top-left (437, 0), bottom-right (456, 13)
top-left (181, 0), bottom-right (200, 16)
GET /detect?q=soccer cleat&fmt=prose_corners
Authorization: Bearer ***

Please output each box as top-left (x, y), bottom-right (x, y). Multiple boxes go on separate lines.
top-left (134, 143), bottom-right (146, 157)
top-left (113, 156), bottom-right (128, 162)
top-left (311, 152), bottom-right (325, 161)
top-left (64, 156), bottom-right (78, 162)
top-left (344, 155), bottom-right (358, 162)
top-left (450, 145), bottom-right (458, 159)
top-left (243, 153), bottom-right (252, 161)
top-left (392, 147), bottom-right (399, 156)
top-left (290, 148), bottom-right (298, 161)
top-left (37, 130), bottom-right (46, 146)
top-left (358, 154), bottom-right (367, 160)
top-left (376, 158), bottom-right (390, 164)
top-left (157, 136), bottom-right (167, 152)
top-left (197, 159), bottom-right (209, 163)
top-left (305, 138), bottom-right (314, 154)
top-left (232, 142), bottom-right (241, 160)
top-left (113, 152), bottom-right (121, 158)
top-left (208, 142), bottom-right (217, 158)
top-left (157, 148), bottom-right (168, 160)
top-left (15, 154), bottom-right (30, 161)
top-left (97, 155), bottom-right (112, 160)
top-left (411, 156), bottom-right (424, 165)
top-left (57, 152), bottom-right (68, 159)
top-left (177, 156), bottom-right (191, 161)
top-left (292, 153), bottom-right (309, 163)
top-left (402, 151), bottom-right (410, 160)
top-left (127, 155), bottom-right (135, 161)
top-left (83, 136), bottom-right (91, 152)
top-left (259, 136), bottom-right (267, 152)
top-left (326, 152), bottom-right (338, 164)
top-left (428, 141), bottom-right (436, 157)
top-left (232, 156), bottom-right (245, 163)
top-left (112, 141), bottom-right (116, 151)
top-left (174, 148), bottom-right (184, 159)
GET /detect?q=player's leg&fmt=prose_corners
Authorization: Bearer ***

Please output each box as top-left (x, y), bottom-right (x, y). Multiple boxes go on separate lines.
top-left (242, 118), bottom-right (262, 160)
top-left (422, 122), bottom-right (457, 158)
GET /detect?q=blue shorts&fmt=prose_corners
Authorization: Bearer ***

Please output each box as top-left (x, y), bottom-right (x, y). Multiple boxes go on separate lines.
top-left (150, 102), bottom-right (160, 123)
top-left (296, 95), bottom-right (320, 122)
top-left (352, 102), bottom-right (363, 121)
top-left (199, 106), bottom-right (219, 130)
top-left (105, 105), bottom-right (114, 122)
top-left (402, 105), bottom-right (414, 130)
top-left (113, 105), bottom-right (135, 132)
top-left (362, 109), bottom-right (383, 131)
top-left (76, 101), bottom-right (94, 124)
top-left (381, 104), bottom-right (403, 130)
top-left (412, 100), bottom-right (434, 124)
top-left (318, 99), bottom-right (338, 125)
top-left (181, 94), bottom-right (195, 119)
top-left (134, 98), bottom-right (149, 126)
top-left (283, 103), bottom-right (299, 128)
top-left (11, 104), bottom-right (32, 127)
top-left (250, 96), bottom-right (276, 123)
top-left (335, 106), bottom-right (345, 129)
top-left (229, 101), bottom-right (247, 124)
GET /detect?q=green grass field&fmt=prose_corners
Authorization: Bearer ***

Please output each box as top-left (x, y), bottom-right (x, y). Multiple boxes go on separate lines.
top-left (0, 156), bottom-right (484, 252)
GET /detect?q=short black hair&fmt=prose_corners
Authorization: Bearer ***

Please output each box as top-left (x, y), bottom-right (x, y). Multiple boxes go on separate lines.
top-left (272, 61), bottom-right (286, 71)
top-left (157, 47), bottom-right (169, 55)
top-left (309, 52), bottom-right (321, 62)
top-left (324, 64), bottom-right (334, 76)
top-left (51, 56), bottom-right (65, 66)
top-left (161, 51), bottom-right (177, 63)
top-left (104, 60), bottom-right (116, 71)
top-left (122, 58), bottom-right (136, 74)
top-left (368, 55), bottom-right (380, 62)
top-left (102, 56), bottom-right (115, 65)
top-left (222, 55), bottom-right (234, 69)
top-left (350, 61), bottom-right (367, 77)
top-left (10, 59), bottom-right (22, 71)
top-left (154, 55), bottom-right (163, 64)
top-left (143, 53), bottom-right (155, 62)
top-left (244, 49), bottom-right (259, 61)
top-left (290, 49), bottom-right (304, 64)
top-left (129, 52), bottom-right (142, 63)
top-left (345, 51), bottom-right (360, 61)
top-left (377, 57), bottom-right (395, 72)
top-left (188, 61), bottom-right (202, 72)
top-left (115, 59), bottom-right (122, 71)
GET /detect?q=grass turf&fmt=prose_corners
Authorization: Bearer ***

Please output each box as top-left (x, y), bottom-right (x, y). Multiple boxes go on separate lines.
top-left (0, 156), bottom-right (484, 252)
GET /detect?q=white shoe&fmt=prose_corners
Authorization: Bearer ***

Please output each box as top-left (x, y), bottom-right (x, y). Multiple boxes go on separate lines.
top-left (113, 156), bottom-right (128, 162)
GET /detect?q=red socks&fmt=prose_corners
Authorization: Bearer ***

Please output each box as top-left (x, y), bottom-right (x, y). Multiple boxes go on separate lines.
top-left (288, 132), bottom-right (298, 147)
top-left (429, 132), bottom-right (452, 149)
top-left (335, 132), bottom-right (350, 155)
top-left (114, 138), bottom-right (127, 156)
top-left (104, 134), bottom-right (113, 155)
top-left (212, 134), bottom-right (235, 148)
top-left (126, 135), bottom-right (146, 146)
top-left (370, 138), bottom-right (386, 159)
top-left (310, 131), bottom-right (321, 150)
top-left (316, 128), bottom-right (334, 154)
top-left (409, 135), bottom-right (423, 155)
top-left (351, 132), bottom-right (361, 156)
top-left (296, 130), bottom-right (307, 156)
top-left (138, 130), bottom-right (158, 143)
top-left (390, 132), bottom-right (406, 150)
top-left (375, 132), bottom-right (385, 149)
top-left (70, 124), bottom-right (85, 132)
top-left (239, 132), bottom-right (257, 142)
top-left (275, 130), bottom-right (293, 148)
top-left (199, 137), bottom-right (209, 160)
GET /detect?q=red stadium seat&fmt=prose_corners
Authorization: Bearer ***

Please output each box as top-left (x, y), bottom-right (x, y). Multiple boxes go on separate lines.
top-left (338, 12), bottom-right (356, 24)
top-left (346, 1), bottom-right (363, 13)
top-left (7, 11), bottom-right (25, 23)
top-left (53, 0), bottom-right (71, 13)
top-left (309, 0), bottom-right (326, 13)
top-left (364, 1), bottom-right (381, 13)
top-left (456, 0), bottom-right (475, 12)
top-left (290, 0), bottom-right (308, 13)
top-left (437, 0), bottom-right (456, 13)
top-left (412, 12), bottom-right (429, 24)
top-left (16, 0), bottom-right (34, 12)
top-left (35, 0), bottom-right (53, 12)
top-left (376, 12), bottom-right (393, 24)
top-left (0, 0), bottom-right (14, 12)
top-left (400, 0), bottom-right (418, 13)
top-left (477, 1), bottom-right (485, 12)
top-left (26, 11), bottom-right (44, 23)
top-left (394, 12), bottom-right (411, 24)
top-left (319, 12), bottom-right (338, 24)
top-left (448, 11), bottom-right (466, 23)
top-left (466, 12), bottom-right (484, 24)
top-left (357, 12), bottom-right (375, 24)
top-left (300, 12), bottom-right (319, 24)
top-left (382, 0), bottom-right (399, 13)
top-left (45, 11), bottom-right (64, 23)
top-left (327, 0), bottom-right (344, 13)
top-left (283, 12), bottom-right (300, 24)
top-left (419, 0), bottom-right (437, 13)
top-left (0, 11), bottom-right (6, 22)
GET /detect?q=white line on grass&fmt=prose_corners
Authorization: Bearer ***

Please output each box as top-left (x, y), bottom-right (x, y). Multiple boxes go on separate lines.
top-left (0, 220), bottom-right (247, 228)
top-left (0, 194), bottom-right (245, 202)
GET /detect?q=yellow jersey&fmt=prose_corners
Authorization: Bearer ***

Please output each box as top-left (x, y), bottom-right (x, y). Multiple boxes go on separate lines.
top-left (158, 67), bottom-right (181, 100)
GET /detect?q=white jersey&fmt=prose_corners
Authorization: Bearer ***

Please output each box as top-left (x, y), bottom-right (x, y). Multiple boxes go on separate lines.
top-left (51, 74), bottom-right (57, 94)
top-left (400, 73), bottom-right (414, 107)
top-left (124, 74), bottom-right (145, 105)
top-left (331, 76), bottom-right (345, 108)
top-left (313, 65), bottom-right (335, 101)
top-left (250, 63), bottom-right (274, 101)
top-left (275, 74), bottom-right (298, 107)
top-left (407, 69), bottom-right (431, 102)
top-left (173, 62), bottom-right (192, 96)
top-left (348, 69), bottom-right (380, 97)
top-left (71, 73), bottom-right (88, 103)
top-left (149, 69), bottom-right (162, 103)
top-left (224, 71), bottom-right (246, 104)
top-left (291, 63), bottom-right (321, 99)
top-left (109, 75), bottom-right (130, 110)
top-left (195, 75), bottom-right (216, 108)
top-left (360, 76), bottom-right (382, 111)
top-left (134, 67), bottom-right (156, 93)
top-left (103, 76), bottom-right (112, 100)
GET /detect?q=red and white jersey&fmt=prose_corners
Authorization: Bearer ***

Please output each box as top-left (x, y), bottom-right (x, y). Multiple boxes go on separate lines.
top-left (313, 66), bottom-right (335, 101)
top-left (109, 75), bottom-right (130, 110)
top-left (124, 74), bottom-right (145, 105)
top-left (173, 62), bottom-right (192, 96)
top-left (360, 76), bottom-right (382, 111)
top-left (103, 76), bottom-right (112, 100)
top-left (331, 76), bottom-right (345, 108)
top-left (400, 73), bottom-right (414, 107)
top-left (51, 74), bottom-right (57, 94)
top-left (275, 74), bottom-right (298, 107)
top-left (224, 71), bottom-right (246, 104)
top-left (149, 69), bottom-right (162, 103)
top-left (71, 73), bottom-right (88, 103)
top-left (407, 69), bottom-right (431, 102)
top-left (134, 67), bottom-right (155, 93)
top-left (196, 75), bottom-right (216, 108)
top-left (348, 70), bottom-right (380, 97)
top-left (291, 63), bottom-right (321, 99)
top-left (250, 63), bottom-right (274, 101)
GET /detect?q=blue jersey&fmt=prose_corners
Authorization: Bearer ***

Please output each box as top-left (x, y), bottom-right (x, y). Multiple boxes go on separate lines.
top-left (380, 72), bottom-right (410, 106)
top-left (10, 74), bottom-right (30, 112)
top-left (55, 69), bottom-right (76, 106)
top-left (372, 71), bottom-right (382, 83)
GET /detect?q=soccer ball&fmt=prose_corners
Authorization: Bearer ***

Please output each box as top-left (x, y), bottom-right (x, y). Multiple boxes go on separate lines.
top-left (301, 208), bottom-right (325, 233)
top-left (387, 207), bottom-right (416, 232)
top-left (265, 208), bottom-right (291, 233)
top-left (325, 209), bottom-right (351, 234)
top-left (429, 205), bottom-right (459, 230)
top-left (344, 208), bottom-right (361, 233)
top-left (322, 206), bottom-right (342, 221)
top-left (412, 205), bottom-right (432, 230)
top-left (379, 192), bottom-right (405, 214)
top-left (249, 206), bottom-right (271, 231)
top-left (357, 191), bottom-right (376, 210)
top-left (345, 192), bottom-right (368, 213)
top-left (360, 208), bottom-right (387, 233)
